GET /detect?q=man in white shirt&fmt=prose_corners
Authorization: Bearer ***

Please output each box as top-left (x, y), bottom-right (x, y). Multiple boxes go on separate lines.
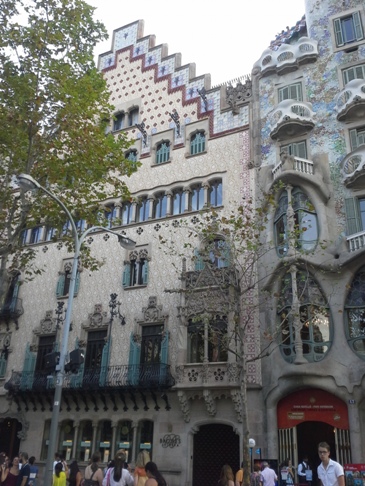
top-left (261, 462), bottom-right (278, 486)
top-left (298, 456), bottom-right (309, 484)
top-left (317, 442), bottom-right (345, 486)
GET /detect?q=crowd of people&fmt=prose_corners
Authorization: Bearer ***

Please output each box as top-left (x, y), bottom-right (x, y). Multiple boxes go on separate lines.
top-left (0, 450), bottom-right (167, 486)
top-left (0, 441), bottom-right (344, 486)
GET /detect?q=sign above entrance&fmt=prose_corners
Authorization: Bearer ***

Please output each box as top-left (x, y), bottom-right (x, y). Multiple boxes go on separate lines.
top-left (277, 389), bottom-right (349, 429)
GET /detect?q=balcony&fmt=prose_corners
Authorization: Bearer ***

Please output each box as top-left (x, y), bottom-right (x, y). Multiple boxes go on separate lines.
top-left (0, 298), bottom-right (24, 329)
top-left (336, 79), bottom-right (365, 122)
top-left (4, 363), bottom-right (175, 412)
top-left (269, 99), bottom-right (315, 140)
top-left (347, 230), bottom-right (365, 252)
top-left (340, 146), bottom-right (365, 188)
top-left (175, 362), bottom-right (241, 389)
top-left (272, 155), bottom-right (314, 180)
top-left (253, 37), bottom-right (318, 77)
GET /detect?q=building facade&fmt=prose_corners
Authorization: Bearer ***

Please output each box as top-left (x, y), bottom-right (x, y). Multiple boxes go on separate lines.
top-left (252, 0), bottom-right (365, 475)
top-left (0, 19), bottom-right (255, 486)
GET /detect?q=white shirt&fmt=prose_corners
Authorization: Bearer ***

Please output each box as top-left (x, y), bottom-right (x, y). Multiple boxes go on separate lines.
top-left (317, 459), bottom-right (344, 486)
top-left (298, 462), bottom-right (308, 478)
top-left (102, 468), bottom-right (133, 486)
top-left (261, 467), bottom-right (278, 486)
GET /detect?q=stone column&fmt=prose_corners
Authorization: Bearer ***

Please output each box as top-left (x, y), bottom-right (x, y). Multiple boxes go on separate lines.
top-left (131, 421), bottom-right (139, 463)
top-left (72, 420), bottom-right (80, 459)
top-left (91, 421), bottom-right (98, 454)
top-left (111, 421), bottom-right (118, 459)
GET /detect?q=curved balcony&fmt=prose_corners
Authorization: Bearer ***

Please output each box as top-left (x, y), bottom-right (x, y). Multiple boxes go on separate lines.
top-left (336, 79), bottom-right (365, 122)
top-left (269, 99), bottom-right (315, 140)
top-left (253, 37), bottom-right (318, 77)
top-left (272, 155), bottom-right (314, 180)
top-left (340, 146), bottom-right (365, 188)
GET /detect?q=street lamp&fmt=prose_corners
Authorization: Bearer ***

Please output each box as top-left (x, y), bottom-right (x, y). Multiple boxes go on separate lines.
top-left (17, 173), bottom-right (136, 486)
top-left (249, 438), bottom-right (256, 473)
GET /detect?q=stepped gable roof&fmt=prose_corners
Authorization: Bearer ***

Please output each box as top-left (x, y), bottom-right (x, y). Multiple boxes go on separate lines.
top-left (269, 15), bottom-right (307, 49)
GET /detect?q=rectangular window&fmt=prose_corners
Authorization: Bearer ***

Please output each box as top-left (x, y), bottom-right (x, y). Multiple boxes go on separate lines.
top-left (29, 227), bottom-right (42, 244)
top-left (334, 11), bottom-right (364, 47)
top-left (280, 141), bottom-right (308, 159)
top-left (345, 197), bottom-right (365, 235)
top-left (128, 108), bottom-right (139, 126)
top-left (191, 184), bottom-right (204, 211)
top-left (278, 83), bottom-right (303, 102)
top-left (113, 113), bottom-right (125, 131)
top-left (350, 127), bottom-right (365, 150)
top-left (343, 64), bottom-right (365, 84)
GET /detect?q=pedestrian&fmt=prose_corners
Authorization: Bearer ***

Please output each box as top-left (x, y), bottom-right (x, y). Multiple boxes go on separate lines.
top-left (17, 453), bottom-right (30, 486)
top-left (317, 442), bottom-right (344, 486)
top-left (68, 460), bottom-right (82, 486)
top-left (250, 464), bottom-right (263, 486)
top-left (145, 462), bottom-right (167, 486)
top-left (1, 456), bottom-right (20, 486)
top-left (235, 462), bottom-right (244, 486)
top-left (85, 453), bottom-right (103, 486)
top-left (280, 459), bottom-right (294, 486)
top-left (134, 451), bottom-right (150, 486)
top-left (261, 462), bottom-right (278, 486)
top-left (298, 456), bottom-right (309, 484)
top-left (218, 464), bottom-right (235, 486)
top-left (102, 450), bottom-right (133, 486)
top-left (28, 457), bottom-right (38, 486)
top-left (53, 463), bottom-right (66, 486)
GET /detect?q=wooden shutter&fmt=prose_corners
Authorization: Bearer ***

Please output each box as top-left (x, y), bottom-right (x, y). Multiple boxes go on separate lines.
top-left (128, 333), bottom-right (141, 386)
top-left (99, 337), bottom-right (111, 387)
top-left (334, 18), bottom-right (344, 46)
top-left (20, 343), bottom-right (36, 390)
top-left (353, 11), bottom-right (364, 41)
top-left (56, 274), bottom-right (65, 297)
top-left (349, 128), bottom-right (360, 150)
top-left (122, 263), bottom-right (131, 287)
top-left (345, 198), bottom-right (361, 235)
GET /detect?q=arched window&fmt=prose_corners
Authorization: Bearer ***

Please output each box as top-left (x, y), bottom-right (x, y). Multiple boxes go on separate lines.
top-left (172, 188), bottom-right (184, 215)
top-left (190, 184), bottom-right (204, 211)
top-left (194, 238), bottom-right (230, 270)
top-left (126, 150), bottom-right (138, 165)
top-left (137, 197), bottom-right (150, 222)
top-left (121, 202), bottom-right (133, 225)
top-left (104, 205), bottom-right (118, 228)
top-left (153, 193), bottom-right (167, 219)
top-left (113, 112), bottom-right (125, 131)
top-left (156, 142), bottom-right (170, 164)
top-left (345, 266), bottom-right (365, 359)
top-left (190, 131), bottom-right (206, 155)
top-left (278, 270), bottom-right (331, 363)
top-left (209, 179), bottom-right (222, 207)
top-left (274, 187), bottom-right (318, 257)
top-left (188, 318), bottom-right (228, 363)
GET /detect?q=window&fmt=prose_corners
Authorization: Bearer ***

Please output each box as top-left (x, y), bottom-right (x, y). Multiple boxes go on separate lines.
top-left (61, 220), bottom-right (72, 236)
top-left (29, 227), bottom-right (42, 244)
top-left (343, 63), bottom-right (365, 84)
top-left (209, 180), bottom-right (223, 207)
top-left (190, 131), bottom-right (206, 155)
top-left (156, 142), bottom-right (170, 164)
top-left (153, 193), bottom-right (167, 219)
top-left (345, 197), bottom-right (365, 235)
top-left (83, 329), bottom-right (108, 386)
top-left (334, 11), bottom-right (364, 47)
top-left (278, 270), bottom-right (331, 363)
top-left (172, 189), bottom-right (184, 215)
top-left (194, 238), bottom-right (230, 270)
top-left (278, 83), bottom-right (303, 102)
top-left (190, 184), bottom-right (204, 211)
top-left (128, 108), bottom-right (139, 126)
top-left (76, 219), bottom-right (86, 233)
top-left (45, 226), bottom-right (56, 241)
top-left (56, 262), bottom-right (80, 298)
top-left (126, 150), bottom-right (138, 169)
top-left (274, 188), bottom-right (318, 257)
top-left (188, 319), bottom-right (228, 363)
top-left (104, 205), bottom-right (118, 228)
top-left (123, 249), bottom-right (149, 287)
top-left (121, 202), bottom-right (133, 225)
top-left (0, 272), bottom-right (22, 319)
top-left (345, 266), bottom-right (365, 359)
top-left (349, 127), bottom-right (365, 150)
top-left (136, 197), bottom-right (150, 222)
top-left (280, 141), bottom-right (308, 159)
top-left (113, 113), bottom-right (125, 131)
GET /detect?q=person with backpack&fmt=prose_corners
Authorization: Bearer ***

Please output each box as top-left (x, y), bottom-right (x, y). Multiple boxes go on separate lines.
top-left (84, 454), bottom-right (103, 486)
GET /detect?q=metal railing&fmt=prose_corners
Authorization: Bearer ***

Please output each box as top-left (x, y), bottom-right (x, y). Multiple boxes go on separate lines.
top-left (5, 363), bottom-right (175, 394)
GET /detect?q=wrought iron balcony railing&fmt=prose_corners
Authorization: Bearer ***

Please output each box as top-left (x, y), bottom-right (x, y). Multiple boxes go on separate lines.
top-left (0, 297), bottom-right (24, 320)
top-left (4, 363), bottom-right (175, 394)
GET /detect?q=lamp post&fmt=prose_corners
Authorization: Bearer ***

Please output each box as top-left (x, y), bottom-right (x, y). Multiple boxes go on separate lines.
top-left (17, 174), bottom-right (136, 486)
top-left (249, 438), bottom-right (256, 473)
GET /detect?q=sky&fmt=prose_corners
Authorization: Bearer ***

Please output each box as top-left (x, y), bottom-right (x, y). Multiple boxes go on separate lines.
top-left (88, 0), bottom-right (305, 86)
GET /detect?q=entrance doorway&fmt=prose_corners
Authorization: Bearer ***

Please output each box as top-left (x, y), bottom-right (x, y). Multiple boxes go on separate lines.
top-left (0, 418), bottom-right (21, 457)
top-left (193, 423), bottom-right (239, 486)
top-left (297, 421), bottom-right (336, 484)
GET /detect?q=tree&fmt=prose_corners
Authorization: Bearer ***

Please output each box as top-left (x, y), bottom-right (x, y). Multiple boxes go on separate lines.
top-left (159, 185), bottom-right (328, 486)
top-left (0, 0), bottom-right (136, 304)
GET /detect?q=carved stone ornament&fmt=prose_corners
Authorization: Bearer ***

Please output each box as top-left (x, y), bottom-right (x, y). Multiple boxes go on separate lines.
top-left (177, 390), bottom-right (190, 423)
top-left (226, 78), bottom-right (252, 114)
top-left (82, 304), bottom-right (109, 331)
top-left (230, 389), bottom-right (243, 423)
top-left (203, 389), bottom-right (216, 417)
top-left (32, 310), bottom-right (58, 347)
top-left (136, 296), bottom-right (168, 324)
